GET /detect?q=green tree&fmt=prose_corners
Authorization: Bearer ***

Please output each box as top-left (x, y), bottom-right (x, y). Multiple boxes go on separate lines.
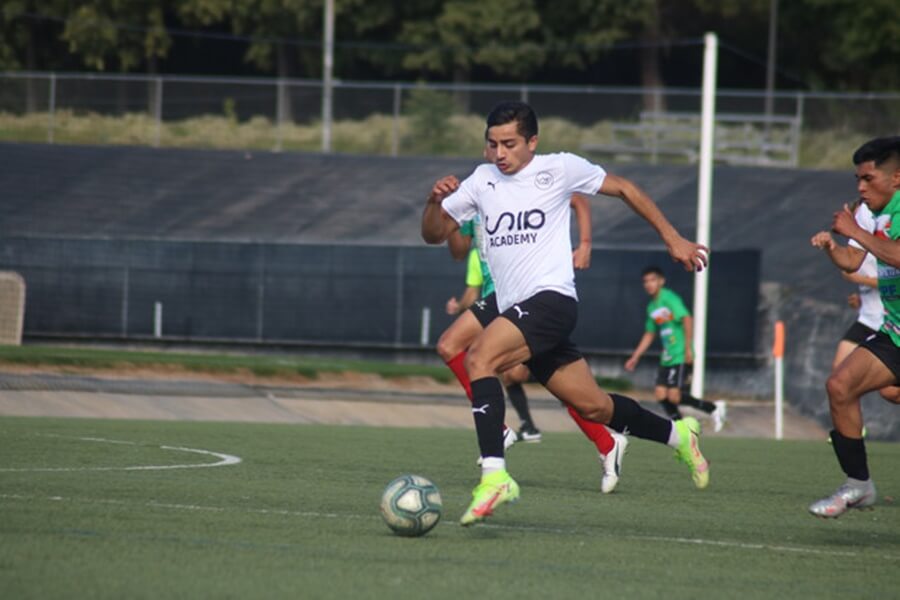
top-left (0, 2), bottom-right (70, 110)
top-left (399, 0), bottom-right (545, 83)
top-left (780, 0), bottom-right (900, 90)
top-left (61, 1), bottom-right (171, 73)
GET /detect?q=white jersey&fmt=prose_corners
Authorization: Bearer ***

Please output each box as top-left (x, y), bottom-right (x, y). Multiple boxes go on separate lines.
top-left (442, 152), bottom-right (606, 312)
top-left (848, 202), bottom-right (884, 331)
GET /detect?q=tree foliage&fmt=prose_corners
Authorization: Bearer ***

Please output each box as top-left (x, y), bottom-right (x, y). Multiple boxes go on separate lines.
top-left (0, 0), bottom-right (897, 90)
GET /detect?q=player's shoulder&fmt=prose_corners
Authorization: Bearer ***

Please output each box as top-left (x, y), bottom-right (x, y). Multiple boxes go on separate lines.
top-left (661, 287), bottom-right (684, 302)
top-left (536, 151), bottom-right (597, 166)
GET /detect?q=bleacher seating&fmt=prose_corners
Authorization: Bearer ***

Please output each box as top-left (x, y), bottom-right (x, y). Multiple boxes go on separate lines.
top-left (582, 111), bottom-right (801, 167)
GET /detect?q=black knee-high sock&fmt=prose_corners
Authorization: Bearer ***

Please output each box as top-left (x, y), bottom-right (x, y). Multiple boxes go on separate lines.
top-left (506, 383), bottom-right (534, 426)
top-left (680, 395), bottom-right (716, 414)
top-left (471, 377), bottom-right (507, 458)
top-left (609, 393), bottom-right (672, 444)
top-left (830, 430), bottom-right (870, 480)
top-left (660, 400), bottom-right (682, 420)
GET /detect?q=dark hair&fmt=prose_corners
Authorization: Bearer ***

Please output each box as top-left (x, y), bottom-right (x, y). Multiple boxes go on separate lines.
top-left (853, 136), bottom-right (900, 167)
top-left (642, 266), bottom-right (664, 278)
top-left (485, 101), bottom-right (538, 141)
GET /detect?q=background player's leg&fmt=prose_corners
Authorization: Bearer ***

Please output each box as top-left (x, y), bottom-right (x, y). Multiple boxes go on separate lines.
top-left (501, 364), bottom-right (540, 441)
top-left (436, 310), bottom-right (483, 400)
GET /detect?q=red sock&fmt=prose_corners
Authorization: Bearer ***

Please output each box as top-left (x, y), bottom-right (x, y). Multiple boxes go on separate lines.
top-left (567, 405), bottom-right (615, 455)
top-left (446, 351), bottom-right (473, 401)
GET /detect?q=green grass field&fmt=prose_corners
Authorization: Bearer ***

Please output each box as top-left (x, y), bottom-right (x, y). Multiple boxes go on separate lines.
top-left (2, 415), bottom-right (898, 599)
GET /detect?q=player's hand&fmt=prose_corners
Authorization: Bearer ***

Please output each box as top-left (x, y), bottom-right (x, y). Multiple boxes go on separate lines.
top-left (624, 356), bottom-right (639, 372)
top-left (428, 176), bottom-right (460, 204)
top-left (832, 204), bottom-right (859, 238)
top-left (847, 293), bottom-right (861, 309)
top-left (810, 230), bottom-right (836, 251)
top-left (572, 243), bottom-right (591, 270)
top-left (445, 297), bottom-right (460, 315)
top-left (685, 347), bottom-right (694, 364)
top-left (667, 237), bottom-right (709, 272)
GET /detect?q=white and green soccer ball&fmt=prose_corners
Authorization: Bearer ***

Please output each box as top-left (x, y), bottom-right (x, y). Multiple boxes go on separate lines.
top-left (380, 474), bottom-right (442, 537)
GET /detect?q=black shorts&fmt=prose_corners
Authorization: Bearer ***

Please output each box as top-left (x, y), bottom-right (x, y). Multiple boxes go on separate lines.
top-left (470, 292), bottom-right (500, 328)
top-left (860, 330), bottom-right (900, 384)
top-left (842, 321), bottom-right (878, 345)
top-left (500, 291), bottom-right (582, 386)
top-left (655, 363), bottom-right (692, 391)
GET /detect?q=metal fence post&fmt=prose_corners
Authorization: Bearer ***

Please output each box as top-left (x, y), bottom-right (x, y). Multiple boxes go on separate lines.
top-left (256, 246), bottom-right (266, 340)
top-left (121, 266), bottom-right (129, 336)
top-left (153, 77), bottom-right (163, 148)
top-left (47, 73), bottom-right (56, 144)
top-left (394, 250), bottom-right (404, 345)
top-left (391, 83), bottom-right (401, 157)
top-left (275, 78), bottom-right (286, 152)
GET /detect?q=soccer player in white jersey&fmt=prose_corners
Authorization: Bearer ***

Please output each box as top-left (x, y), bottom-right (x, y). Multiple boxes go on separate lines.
top-left (421, 101), bottom-right (710, 525)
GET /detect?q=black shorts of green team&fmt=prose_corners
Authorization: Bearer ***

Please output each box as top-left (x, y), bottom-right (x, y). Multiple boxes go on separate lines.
top-left (655, 363), bottom-right (693, 391)
top-left (842, 320), bottom-right (878, 345)
top-left (860, 330), bottom-right (900, 383)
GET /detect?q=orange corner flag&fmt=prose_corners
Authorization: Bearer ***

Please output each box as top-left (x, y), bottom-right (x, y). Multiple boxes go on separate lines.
top-left (773, 321), bottom-right (785, 358)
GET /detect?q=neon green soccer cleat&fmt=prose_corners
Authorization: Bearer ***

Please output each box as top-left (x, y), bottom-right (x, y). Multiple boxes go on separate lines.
top-left (459, 469), bottom-right (520, 526)
top-left (674, 416), bottom-right (710, 489)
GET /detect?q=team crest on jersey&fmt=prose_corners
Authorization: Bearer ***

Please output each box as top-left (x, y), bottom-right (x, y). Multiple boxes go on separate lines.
top-left (650, 307), bottom-right (673, 324)
top-left (875, 215), bottom-right (893, 240)
top-left (534, 171), bottom-right (553, 190)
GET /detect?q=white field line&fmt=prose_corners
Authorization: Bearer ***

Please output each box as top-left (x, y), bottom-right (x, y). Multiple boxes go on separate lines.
top-left (1, 492), bottom-right (897, 562)
top-left (0, 435), bottom-right (241, 472)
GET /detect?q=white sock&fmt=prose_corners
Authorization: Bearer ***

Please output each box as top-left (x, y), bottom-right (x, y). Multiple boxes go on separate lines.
top-left (481, 456), bottom-right (505, 475)
top-left (667, 422), bottom-right (681, 448)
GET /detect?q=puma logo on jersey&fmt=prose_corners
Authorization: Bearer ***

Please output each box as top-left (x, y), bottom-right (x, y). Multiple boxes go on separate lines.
top-left (512, 305), bottom-right (529, 319)
top-left (472, 404), bottom-right (489, 415)
top-left (487, 181), bottom-right (497, 191)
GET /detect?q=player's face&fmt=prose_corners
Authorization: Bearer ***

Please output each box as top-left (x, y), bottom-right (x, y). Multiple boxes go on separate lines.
top-left (642, 273), bottom-right (664, 297)
top-left (856, 160), bottom-right (900, 211)
top-left (486, 121), bottom-right (537, 175)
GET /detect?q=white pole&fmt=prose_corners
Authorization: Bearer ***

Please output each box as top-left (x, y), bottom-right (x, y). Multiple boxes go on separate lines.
top-left (773, 320), bottom-right (785, 439)
top-left (153, 301), bottom-right (163, 338)
top-left (420, 307), bottom-right (431, 346)
top-left (690, 32), bottom-right (717, 400)
top-left (321, 0), bottom-right (334, 153)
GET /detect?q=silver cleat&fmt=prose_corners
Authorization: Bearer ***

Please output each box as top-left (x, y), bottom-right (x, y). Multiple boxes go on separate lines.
top-left (808, 479), bottom-right (876, 518)
top-left (600, 432), bottom-right (628, 494)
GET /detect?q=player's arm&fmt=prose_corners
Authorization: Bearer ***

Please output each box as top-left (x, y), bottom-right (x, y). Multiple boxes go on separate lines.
top-left (841, 270), bottom-right (878, 288)
top-left (570, 193), bottom-right (592, 270)
top-left (598, 173), bottom-right (707, 272)
top-left (447, 229), bottom-right (472, 261)
top-left (682, 315), bottom-right (694, 364)
top-left (446, 284), bottom-right (480, 315)
top-left (422, 176), bottom-right (461, 244)
top-left (810, 230), bottom-right (866, 272)
top-left (624, 331), bottom-right (655, 372)
top-left (833, 204), bottom-right (900, 269)
top-left (456, 285), bottom-right (480, 313)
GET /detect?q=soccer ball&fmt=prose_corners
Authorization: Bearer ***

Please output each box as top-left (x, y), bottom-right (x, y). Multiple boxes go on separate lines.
top-left (380, 474), bottom-right (442, 537)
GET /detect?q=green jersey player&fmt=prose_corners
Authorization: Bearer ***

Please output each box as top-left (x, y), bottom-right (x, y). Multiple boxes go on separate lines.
top-left (625, 266), bottom-right (726, 432)
top-left (809, 136), bottom-right (900, 518)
